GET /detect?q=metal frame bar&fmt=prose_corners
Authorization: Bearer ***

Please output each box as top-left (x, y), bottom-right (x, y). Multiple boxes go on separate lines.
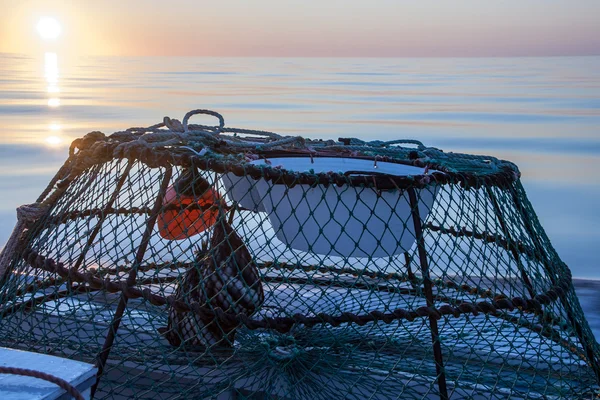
top-left (407, 187), bottom-right (449, 400)
top-left (509, 182), bottom-right (600, 383)
top-left (70, 161), bottom-right (134, 275)
top-left (91, 166), bottom-right (173, 397)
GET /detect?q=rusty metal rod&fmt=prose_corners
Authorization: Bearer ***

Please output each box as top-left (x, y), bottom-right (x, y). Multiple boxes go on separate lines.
top-left (91, 166), bottom-right (172, 397)
top-left (408, 187), bottom-right (449, 400)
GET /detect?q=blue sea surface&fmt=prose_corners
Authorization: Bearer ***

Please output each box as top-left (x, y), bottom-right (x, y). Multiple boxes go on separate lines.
top-left (0, 54), bottom-right (599, 339)
top-left (1, 54), bottom-right (598, 276)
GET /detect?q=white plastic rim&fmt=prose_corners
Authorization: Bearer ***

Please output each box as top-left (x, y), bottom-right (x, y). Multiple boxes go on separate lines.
top-left (221, 173), bottom-right (266, 212)
top-left (221, 158), bottom-right (432, 213)
top-left (253, 157), bottom-right (432, 176)
top-left (249, 157), bottom-right (440, 258)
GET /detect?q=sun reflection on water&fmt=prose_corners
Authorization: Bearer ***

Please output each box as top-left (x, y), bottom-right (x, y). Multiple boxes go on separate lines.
top-left (43, 52), bottom-right (65, 147)
top-left (45, 122), bottom-right (65, 147)
top-left (47, 98), bottom-right (60, 107)
top-left (45, 136), bottom-right (63, 146)
top-left (42, 49), bottom-right (64, 144)
top-left (44, 52), bottom-right (60, 104)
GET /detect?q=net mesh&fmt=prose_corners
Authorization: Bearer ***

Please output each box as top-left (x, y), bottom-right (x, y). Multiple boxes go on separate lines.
top-left (0, 110), bottom-right (598, 399)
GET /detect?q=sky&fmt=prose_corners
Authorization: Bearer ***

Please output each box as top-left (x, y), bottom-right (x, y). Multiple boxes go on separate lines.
top-left (1, 0), bottom-right (600, 57)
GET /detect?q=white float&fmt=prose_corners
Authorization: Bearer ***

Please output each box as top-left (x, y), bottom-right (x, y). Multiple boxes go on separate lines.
top-left (243, 157), bottom-right (439, 258)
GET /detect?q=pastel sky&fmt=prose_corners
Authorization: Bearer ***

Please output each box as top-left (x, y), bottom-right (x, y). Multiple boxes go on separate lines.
top-left (1, 0), bottom-right (600, 57)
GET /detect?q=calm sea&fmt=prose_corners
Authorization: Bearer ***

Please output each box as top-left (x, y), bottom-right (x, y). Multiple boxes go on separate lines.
top-left (0, 53), bottom-right (599, 276)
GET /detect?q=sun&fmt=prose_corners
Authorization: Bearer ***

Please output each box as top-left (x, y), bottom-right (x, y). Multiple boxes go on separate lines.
top-left (36, 17), bottom-right (61, 40)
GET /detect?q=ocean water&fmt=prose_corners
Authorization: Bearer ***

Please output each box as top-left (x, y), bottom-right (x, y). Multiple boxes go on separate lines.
top-left (0, 53), bottom-right (599, 338)
top-left (1, 54), bottom-right (599, 273)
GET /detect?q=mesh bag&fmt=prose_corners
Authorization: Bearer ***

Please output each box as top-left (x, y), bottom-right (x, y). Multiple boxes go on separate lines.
top-left (0, 109), bottom-right (598, 399)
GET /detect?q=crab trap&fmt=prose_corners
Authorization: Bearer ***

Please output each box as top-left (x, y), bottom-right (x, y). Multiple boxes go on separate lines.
top-left (0, 110), bottom-right (598, 399)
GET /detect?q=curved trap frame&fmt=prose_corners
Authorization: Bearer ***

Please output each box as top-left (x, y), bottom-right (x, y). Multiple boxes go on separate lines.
top-left (0, 110), bottom-right (599, 399)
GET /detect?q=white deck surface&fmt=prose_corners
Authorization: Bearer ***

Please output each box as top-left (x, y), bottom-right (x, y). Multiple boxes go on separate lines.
top-left (0, 347), bottom-right (96, 400)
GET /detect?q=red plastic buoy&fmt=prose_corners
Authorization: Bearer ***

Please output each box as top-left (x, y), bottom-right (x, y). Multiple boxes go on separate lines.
top-left (158, 170), bottom-right (221, 240)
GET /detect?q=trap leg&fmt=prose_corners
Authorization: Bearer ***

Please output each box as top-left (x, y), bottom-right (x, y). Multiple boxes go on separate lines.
top-left (408, 187), bottom-right (449, 400)
top-left (91, 167), bottom-right (173, 397)
top-left (510, 182), bottom-right (600, 383)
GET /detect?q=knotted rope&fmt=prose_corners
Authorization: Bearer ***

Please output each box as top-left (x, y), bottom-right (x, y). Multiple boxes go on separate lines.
top-left (0, 204), bottom-right (50, 280)
top-left (0, 157), bottom-right (75, 281)
top-left (66, 109), bottom-right (517, 180)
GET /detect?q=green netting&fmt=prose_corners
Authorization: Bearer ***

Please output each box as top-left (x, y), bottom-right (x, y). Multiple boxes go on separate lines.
top-left (0, 109), bottom-right (599, 399)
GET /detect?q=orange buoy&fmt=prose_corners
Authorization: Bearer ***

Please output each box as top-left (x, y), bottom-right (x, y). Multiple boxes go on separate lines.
top-left (158, 169), bottom-right (221, 240)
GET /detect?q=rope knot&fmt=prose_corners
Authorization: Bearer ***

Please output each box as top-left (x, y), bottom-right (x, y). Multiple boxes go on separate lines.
top-left (113, 138), bottom-right (152, 159)
top-left (16, 203), bottom-right (48, 226)
top-left (69, 131), bottom-right (106, 155)
top-left (163, 117), bottom-right (185, 132)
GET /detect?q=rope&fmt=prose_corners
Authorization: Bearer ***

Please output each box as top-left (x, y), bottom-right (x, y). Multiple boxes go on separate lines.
top-left (0, 157), bottom-right (75, 282)
top-left (21, 249), bottom-right (572, 334)
top-left (0, 366), bottom-right (85, 400)
top-left (0, 203), bottom-right (49, 280)
top-left (62, 108), bottom-right (517, 179)
top-left (0, 150), bottom-right (76, 282)
top-left (182, 109), bottom-right (225, 132)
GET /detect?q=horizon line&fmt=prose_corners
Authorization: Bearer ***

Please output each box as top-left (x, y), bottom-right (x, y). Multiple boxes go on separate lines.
top-left (2, 51), bottom-right (600, 59)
